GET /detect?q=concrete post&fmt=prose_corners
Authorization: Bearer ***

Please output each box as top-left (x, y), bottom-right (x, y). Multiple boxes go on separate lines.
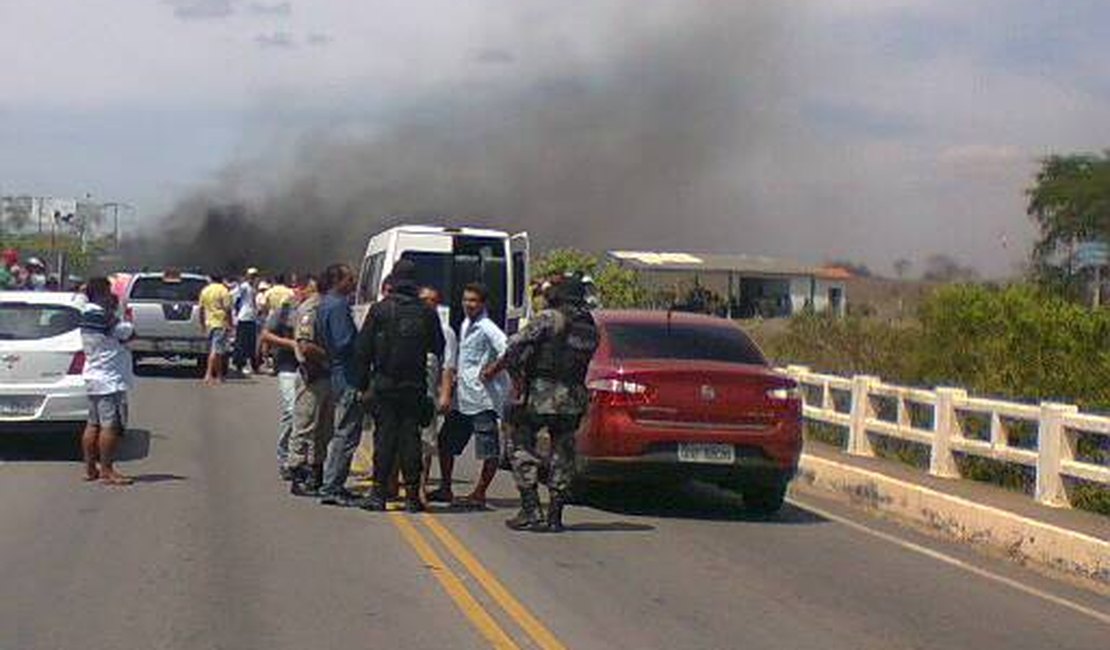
top-left (930, 388), bottom-right (966, 479)
top-left (1035, 402), bottom-right (1079, 507)
top-left (847, 375), bottom-right (878, 457)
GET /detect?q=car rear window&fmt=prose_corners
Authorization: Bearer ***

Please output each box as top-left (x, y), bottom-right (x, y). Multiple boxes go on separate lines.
top-left (0, 303), bottom-right (81, 340)
top-left (605, 321), bottom-right (767, 365)
top-left (129, 277), bottom-right (207, 302)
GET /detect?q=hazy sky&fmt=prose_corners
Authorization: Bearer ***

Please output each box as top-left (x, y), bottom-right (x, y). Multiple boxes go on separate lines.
top-left (2, 0), bottom-right (1108, 276)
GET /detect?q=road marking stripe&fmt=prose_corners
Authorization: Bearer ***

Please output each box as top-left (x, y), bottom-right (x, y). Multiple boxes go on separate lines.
top-left (788, 497), bottom-right (1110, 626)
top-left (389, 513), bottom-right (521, 649)
top-left (421, 514), bottom-right (569, 650)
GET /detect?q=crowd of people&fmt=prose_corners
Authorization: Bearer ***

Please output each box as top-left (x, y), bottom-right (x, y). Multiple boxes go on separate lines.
top-left (190, 259), bottom-right (599, 531)
top-left (71, 257), bottom-right (599, 532)
top-left (0, 248), bottom-right (60, 291)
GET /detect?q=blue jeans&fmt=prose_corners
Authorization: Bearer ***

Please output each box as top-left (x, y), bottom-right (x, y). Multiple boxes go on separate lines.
top-left (276, 371), bottom-right (297, 466)
top-left (320, 388), bottom-right (364, 495)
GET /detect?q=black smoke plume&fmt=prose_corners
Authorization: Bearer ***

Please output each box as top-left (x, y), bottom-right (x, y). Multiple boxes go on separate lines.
top-left (126, 3), bottom-right (792, 275)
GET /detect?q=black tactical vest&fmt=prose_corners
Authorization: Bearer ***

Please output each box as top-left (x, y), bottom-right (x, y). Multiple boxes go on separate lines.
top-left (532, 306), bottom-right (599, 384)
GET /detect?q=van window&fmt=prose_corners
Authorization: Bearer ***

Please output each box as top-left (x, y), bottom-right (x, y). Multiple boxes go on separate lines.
top-left (358, 253), bottom-right (385, 304)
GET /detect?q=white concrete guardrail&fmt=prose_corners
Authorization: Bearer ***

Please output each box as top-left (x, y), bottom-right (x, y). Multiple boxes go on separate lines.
top-left (781, 366), bottom-right (1110, 509)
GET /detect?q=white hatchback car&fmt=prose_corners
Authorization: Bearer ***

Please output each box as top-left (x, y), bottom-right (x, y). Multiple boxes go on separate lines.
top-left (0, 291), bottom-right (89, 426)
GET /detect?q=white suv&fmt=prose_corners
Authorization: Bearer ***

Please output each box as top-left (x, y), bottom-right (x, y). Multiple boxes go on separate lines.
top-left (124, 272), bottom-right (210, 368)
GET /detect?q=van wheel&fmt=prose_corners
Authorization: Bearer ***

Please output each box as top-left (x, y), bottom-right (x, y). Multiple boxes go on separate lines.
top-left (741, 475), bottom-right (788, 515)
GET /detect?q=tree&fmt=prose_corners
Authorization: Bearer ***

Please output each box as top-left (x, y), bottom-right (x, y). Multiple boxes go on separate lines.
top-left (532, 248), bottom-right (647, 308)
top-left (1027, 152), bottom-right (1110, 262)
top-left (893, 258), bottom-right (912, 280)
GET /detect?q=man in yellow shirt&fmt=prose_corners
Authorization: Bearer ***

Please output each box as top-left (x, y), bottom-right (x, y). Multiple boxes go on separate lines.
top-left (199, 273), bottom-right (232, 385)
top-left (265, 274), bottom-right (296, 317)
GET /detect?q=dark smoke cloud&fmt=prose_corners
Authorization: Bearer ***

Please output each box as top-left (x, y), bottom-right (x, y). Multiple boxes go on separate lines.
top-left (131, 3), bottom-right (792, 275)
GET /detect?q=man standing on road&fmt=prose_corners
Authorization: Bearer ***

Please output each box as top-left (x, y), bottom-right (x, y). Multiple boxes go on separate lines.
top-left (355, 260), bottom-right (445, 512)
top-left (429, 283), bottom-right (508, 509)
top-left (418, 287), bottom-right (457, 502)
top-left (230, 268), bottom-right (260, 375)
top-left (79, 277), bottom-right (135, 485)
top-left (484, 276), bottom-right (599, 532)
top-left (198, 273), bottom-right (232, 386)
top-left (315, 264), bottom-right (365, 507)
top-left (260, 290), bottom-right (300, 480)
top-left (264, 273), bottom-right (296, 322)
top-left (286, 276), bottom-right (332, 496)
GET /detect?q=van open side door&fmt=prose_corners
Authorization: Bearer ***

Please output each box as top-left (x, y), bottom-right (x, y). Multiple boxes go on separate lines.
top-left (507, 232), bottom-right (530, 334)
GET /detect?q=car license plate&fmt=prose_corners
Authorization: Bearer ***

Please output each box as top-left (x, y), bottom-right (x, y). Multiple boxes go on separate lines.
top-left (677, 443), bottom-right (735, 465)
top-left (162, 340), bottom-right (193, 352)
top-left (0, 396), bottom-right (44, 418)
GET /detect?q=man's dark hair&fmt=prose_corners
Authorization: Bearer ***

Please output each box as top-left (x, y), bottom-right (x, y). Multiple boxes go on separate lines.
top-left (463, 282), bottom-right (489, 303)
top-left (274, 273), bottom-right (287, 285)
top-left (210, 273), bottom-right (224, 283)
top-left (84, 277), bottom-right (111, 301)
top-left (322, 264), bottom-right (350, 293)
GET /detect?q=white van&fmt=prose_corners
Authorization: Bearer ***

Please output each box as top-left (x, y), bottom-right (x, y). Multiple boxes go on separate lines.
top-left (353, 225), bottom-right (530, 334)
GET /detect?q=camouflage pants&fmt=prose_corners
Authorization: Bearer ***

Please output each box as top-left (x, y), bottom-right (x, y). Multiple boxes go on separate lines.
top-left (509, 413), bottom-right (582, 497)
top-left (286, 375), bottom-right (333, 469)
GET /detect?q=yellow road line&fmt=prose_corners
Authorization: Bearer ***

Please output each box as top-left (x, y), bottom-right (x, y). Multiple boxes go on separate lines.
top-left (389, 513), bottom-right (521, 649)
top-left (421, 514), bottom-right (569, 650)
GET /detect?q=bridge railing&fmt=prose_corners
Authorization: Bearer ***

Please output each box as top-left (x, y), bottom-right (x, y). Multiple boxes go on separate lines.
top-left (781, 366), bottom-right (1110, 508)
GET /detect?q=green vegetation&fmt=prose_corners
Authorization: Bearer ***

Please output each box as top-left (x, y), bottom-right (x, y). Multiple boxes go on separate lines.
top-left (532, 248), bottom-right (647, 308)
top-left (0, 234), bottom-right (104, 276)
top-left (754, 283), bottom-right (1110, 514)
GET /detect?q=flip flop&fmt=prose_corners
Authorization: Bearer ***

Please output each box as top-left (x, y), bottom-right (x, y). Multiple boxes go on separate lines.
top-left (100, 475), bottom-right (134, 486)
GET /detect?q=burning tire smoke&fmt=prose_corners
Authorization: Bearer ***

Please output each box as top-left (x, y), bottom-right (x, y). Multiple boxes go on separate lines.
top-left (127, 3), bottom-right (793, 275)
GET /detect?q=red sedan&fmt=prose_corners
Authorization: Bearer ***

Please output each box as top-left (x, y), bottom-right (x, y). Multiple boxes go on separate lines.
top-left (576, 310), bottom-right (803, 513)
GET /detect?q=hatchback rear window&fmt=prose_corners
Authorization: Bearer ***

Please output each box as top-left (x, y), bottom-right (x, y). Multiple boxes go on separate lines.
top-left (0, 303), bottom-right (81, 340)
top-left (605, 321), bottom-right (766, 365)
top-left (129, 277), bottom-right (207, 301)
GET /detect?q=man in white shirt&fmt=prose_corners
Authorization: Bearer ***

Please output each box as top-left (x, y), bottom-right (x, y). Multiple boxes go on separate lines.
top-left (428, 283), bottom-right (509, 508)
top-left (230, 268), bottom-right (260, 374)
top-left (79, 277), bottom-right (135, 485)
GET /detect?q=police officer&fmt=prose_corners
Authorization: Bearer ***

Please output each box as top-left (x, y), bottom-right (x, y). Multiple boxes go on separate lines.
top-left (483, 274), bottom-right (599, 532)
top-left (355, 260), bottom-right (445, 512)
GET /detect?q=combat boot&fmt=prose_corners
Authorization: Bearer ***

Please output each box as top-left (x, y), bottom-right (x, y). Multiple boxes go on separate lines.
top-left (505, 489), bottom-right (544, 531)
top-left (289, 466), bottom-right (318, 497)
top-left (544, 492), bottom-right (567, 533)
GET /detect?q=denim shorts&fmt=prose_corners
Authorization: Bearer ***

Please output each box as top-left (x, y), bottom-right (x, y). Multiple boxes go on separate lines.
top-left (440, 410), bottom-right (500, 460)
top-left (208, 327), bottom-right (229, 355)
top-left (88, 392), bottom-right (128, 429)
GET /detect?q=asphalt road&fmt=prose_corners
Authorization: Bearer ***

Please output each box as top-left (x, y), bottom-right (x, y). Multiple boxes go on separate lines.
top-left (2, 370), bottom-right (1108, 650)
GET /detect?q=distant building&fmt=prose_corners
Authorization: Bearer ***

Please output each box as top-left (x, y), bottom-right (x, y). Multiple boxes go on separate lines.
top-left (608, 250), bottom-right (848, 318)
top-left (1, 195), bottom-right (107, 237)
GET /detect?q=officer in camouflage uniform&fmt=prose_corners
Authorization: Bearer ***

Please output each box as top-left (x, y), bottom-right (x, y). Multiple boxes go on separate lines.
top-left (484, 275), bottom-right (598, 532)
top-left (287, 279), bottom-right (334, 497)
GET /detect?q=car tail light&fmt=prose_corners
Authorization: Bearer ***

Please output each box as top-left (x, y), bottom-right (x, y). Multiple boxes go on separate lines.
top-left (587, 377), bottom-right (650, 406)
top-left (124, 306), bottom-right (134, 322)
top-left (68, 351), bottom-right (86, 375)
top-left (766, 385), bottom-right (801, 401)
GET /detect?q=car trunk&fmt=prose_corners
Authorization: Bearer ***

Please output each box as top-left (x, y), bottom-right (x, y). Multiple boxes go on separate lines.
top-left (614, 359), bottom-right (793, 430)
top-left (0, 331), bottom-right (82, 386)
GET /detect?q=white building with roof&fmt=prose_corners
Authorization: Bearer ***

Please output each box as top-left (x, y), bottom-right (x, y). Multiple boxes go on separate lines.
top-left (608, 250), bottom-right (848, 318)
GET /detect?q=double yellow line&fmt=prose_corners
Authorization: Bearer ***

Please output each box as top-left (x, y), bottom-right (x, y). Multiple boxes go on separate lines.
top-left (353, 443), bottom-right (566, 648)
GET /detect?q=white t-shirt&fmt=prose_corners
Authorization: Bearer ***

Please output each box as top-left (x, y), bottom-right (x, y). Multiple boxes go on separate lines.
top-left (80, 303), bottom-right (134, 396)
top-left (231, 282), bottom-right (257, 323)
